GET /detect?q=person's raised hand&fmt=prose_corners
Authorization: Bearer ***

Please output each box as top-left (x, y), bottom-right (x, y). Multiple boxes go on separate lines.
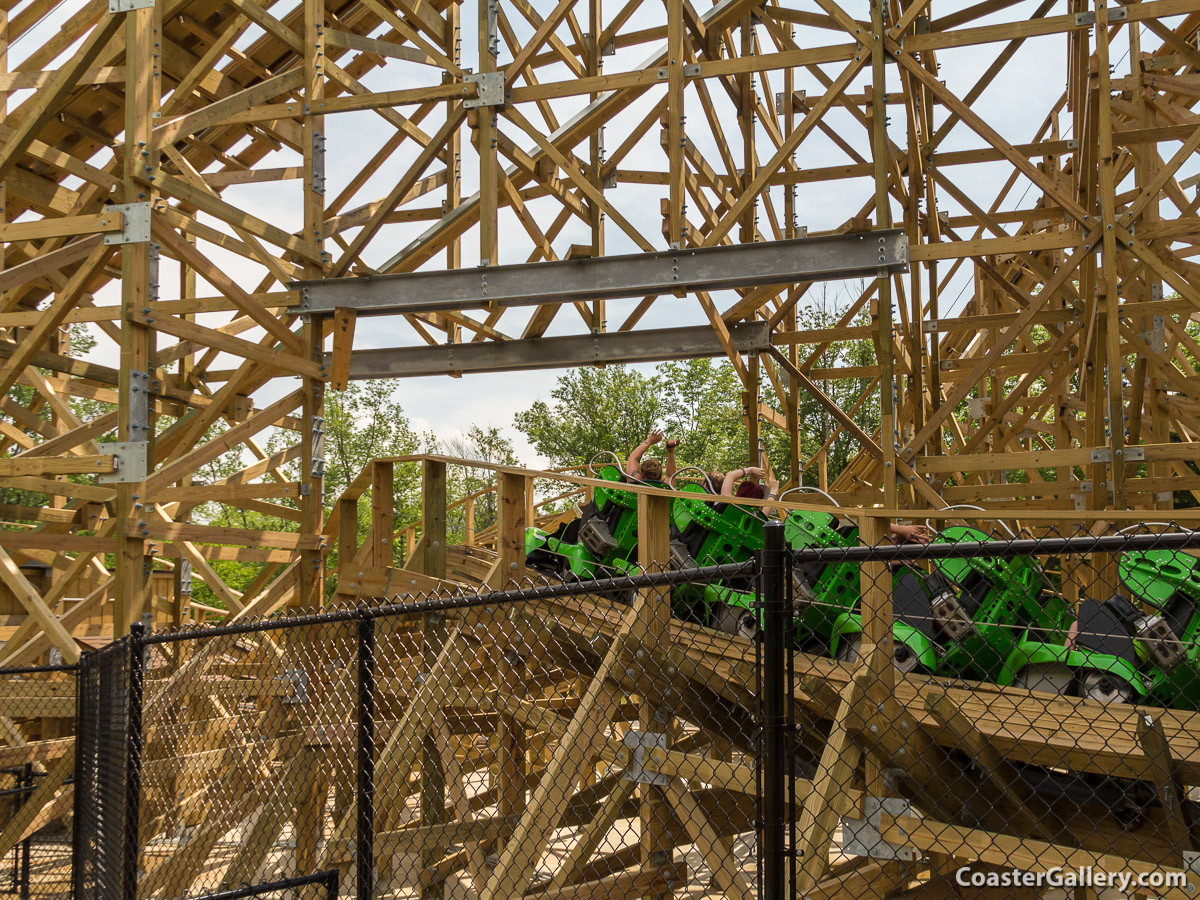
top-left (909, 524), bottom-right (933, 544)
top-left (647, 429), bottom-right (664, 445)
top-left (893, 523), bottom-right (933, 544)
top-left (665, 438), bottom-right (679, 449)
top-left (767, 476), bottom-right (779, 496)
top-left (744, 466), bottom-right (765, 479)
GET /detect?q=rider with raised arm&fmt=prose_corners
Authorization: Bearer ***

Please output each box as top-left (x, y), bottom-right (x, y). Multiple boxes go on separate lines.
top-left (625, 429), bottom-right (676, 483)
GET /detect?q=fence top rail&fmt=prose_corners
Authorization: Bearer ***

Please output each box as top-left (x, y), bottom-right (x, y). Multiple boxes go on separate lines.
top-left (0, 661), bottom-right (80, 677)
top-left (788, 528), bottom-right (1200, 563)
top-left (340, 453), bottom-right (1200, 522)
top-left (137, 560), bottom-right (755, 645)
top-left (178, 870), bottom-right (339, 900)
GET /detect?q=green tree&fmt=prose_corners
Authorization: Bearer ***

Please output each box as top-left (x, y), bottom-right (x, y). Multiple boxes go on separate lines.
top-left (656, 359), bottom-right (749, 474)
top-left (514, 365), bottom-right (663, 467)
top-left (514, 298), bottom-right (880, 488)
top-left (192, 380), bottom-right (425, 606)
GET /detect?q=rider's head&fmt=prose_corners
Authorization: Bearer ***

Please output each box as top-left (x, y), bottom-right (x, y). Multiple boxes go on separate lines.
top-left (639, 458), bottom-right (663, 482)
top-left (735, 480), bottom-right (765, 500)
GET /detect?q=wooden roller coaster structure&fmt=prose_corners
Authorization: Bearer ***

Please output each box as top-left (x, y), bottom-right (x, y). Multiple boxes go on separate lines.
top-left (0, 0), bottom-right (1199, 893)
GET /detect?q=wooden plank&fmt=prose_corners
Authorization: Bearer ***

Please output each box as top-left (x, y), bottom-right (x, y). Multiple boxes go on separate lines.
top-left (0, 210), bottom-right (122, 243)
top-left (796, 675), bottom-right (864, 891)
top-left (879, 813), bottom-right (1195, 900)
top-left (330, 307), bottom-right (356, 391)
top-left (1137, 713), bottom-right (1195, 862)
top-left (662, 779), bottom-right (754, 900)
top-left (0, 12), bottom-right (123, 183)
top-left (0, 454), bottom-right (115, 476)
top-left (0, 747), bottom-right (73, 858)
top-left (0, 546), bottom-right (80, 663)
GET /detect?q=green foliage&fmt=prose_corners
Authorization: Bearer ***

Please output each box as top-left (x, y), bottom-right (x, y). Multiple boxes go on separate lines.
top-left (192, 381), bottom-right (425, 606)
top-left (513, 365), bottom-right (662, 467)
top-left (1, 323), bottom-right (109, 511)
top-left (514, 296), bottom-right (880, 486)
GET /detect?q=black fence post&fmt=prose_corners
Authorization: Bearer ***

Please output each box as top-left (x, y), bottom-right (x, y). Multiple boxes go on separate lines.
top-left (71, 657), bottom-right (88, 900)
top-left (357, 614), bottom-right (376, 900)
top-left (19, 763), bottom-right (30, 900)
top-left (125, 624), bottom-right (146, 900)
top-left (761, 521), bottom-right (786, 900)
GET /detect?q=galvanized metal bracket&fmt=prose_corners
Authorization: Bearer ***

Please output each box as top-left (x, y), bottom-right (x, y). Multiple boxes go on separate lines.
top-left (311, 132), bottom-right (326, 196)
top-left (280, 668), bottom-right (310, 705)
top-left (109, 0), bottom-right (153, 13)
top-left (104, 202), bottom-right (152, 244)
top-left (623, 730), bottom-right (669, 785)
top-left (127, 369), bottom-right (150, 437)
top-left (178, 558), bottom-right (193, 595)
top-left (1091, 448), bottom-right (1113, 463)
top-left (1139, 315), bottom-right (1165, 355)
top-left (1181, 851), bottom-right (1200, 893)
top-left (840, 798), bottom-right (922, 862)
top-left (310, 415), bottom-right (326, 479)
top-left (1123, 446), bottom-right (1146, 462)
top-left (465, 71), bottom-right (506, 109)
top-left (99, 441), bottom-right (147, 484)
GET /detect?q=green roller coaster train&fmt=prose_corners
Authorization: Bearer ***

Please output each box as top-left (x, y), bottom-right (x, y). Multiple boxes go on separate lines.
top-left (525, 466), bottom-right (1200, 712)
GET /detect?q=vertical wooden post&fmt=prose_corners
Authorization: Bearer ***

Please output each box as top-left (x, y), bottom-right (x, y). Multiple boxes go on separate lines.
top-left (858, 513), bottom-right (892, 797)
top-left (871, 0), bottom-right (898, 509)
top-left (524, 475), bottom-right (536, 533)
top-left (478, 0), bottom-right (498, 267)
top-left (587, 0), bottom-right (605, 330)
top-left (372, 461), bottom-right (394, 570)
top-left (115, 0), bottom-right (158, 637)
top-left (666, 0), bottom-right (684, 249)
top-left (446, 1), bottom-right (461, 271)
top-left (637, 492), bottom-right (672, 898)
top-left (928, 259), bottom-right (942, 456)
top-left (337, 497), bottom-right (358, 589)
top-left (297, 0), bottom-right (327, 610)
top-left (783, 52), bottom-right (802, 485)
top-left (1093, 0), bottom-right (1126, 509)
top-left (497, 472), bottom-right (528, 854)
top-left (738, 14), bottom-right (756, 244)
top-left (464, 496), bottom-right (476, 546)
top-left (295, 0), bottom-right (328, 872)
top-left (421, 609), bottom-right (449, 900)
top-left (0, 7), bottom-right (6, 282)
top-left (498, 472), bottom-right (527, 586)
top-left (1125, 21), bottom-right (1169, 514)
top-left (858, 514), bottom-right (894, 685)
top-left (173, 235), bottom-right (196, 638)
top-left (747, 354), bottom-right (761, 467)
top-left (424, 460), bottom-right (447, 580)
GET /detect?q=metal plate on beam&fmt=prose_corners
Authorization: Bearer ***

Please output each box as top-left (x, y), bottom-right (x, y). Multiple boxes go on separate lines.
top-left (330, 321), bottom-right (770, 379)
top-left (98, 441), bottom-right (147, 484)
top-left (464, 71), bottom-right (505, 108)
top-left (289, 230), bottom-right (909, 317)
top-left (104, 202), bottom-right (151, 244)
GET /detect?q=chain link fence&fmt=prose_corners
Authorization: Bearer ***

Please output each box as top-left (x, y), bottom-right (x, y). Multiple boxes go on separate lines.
top-left (7, 514), bottom-right (1200, 900)
top-left (0, 663), bottom-right (79, 900)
